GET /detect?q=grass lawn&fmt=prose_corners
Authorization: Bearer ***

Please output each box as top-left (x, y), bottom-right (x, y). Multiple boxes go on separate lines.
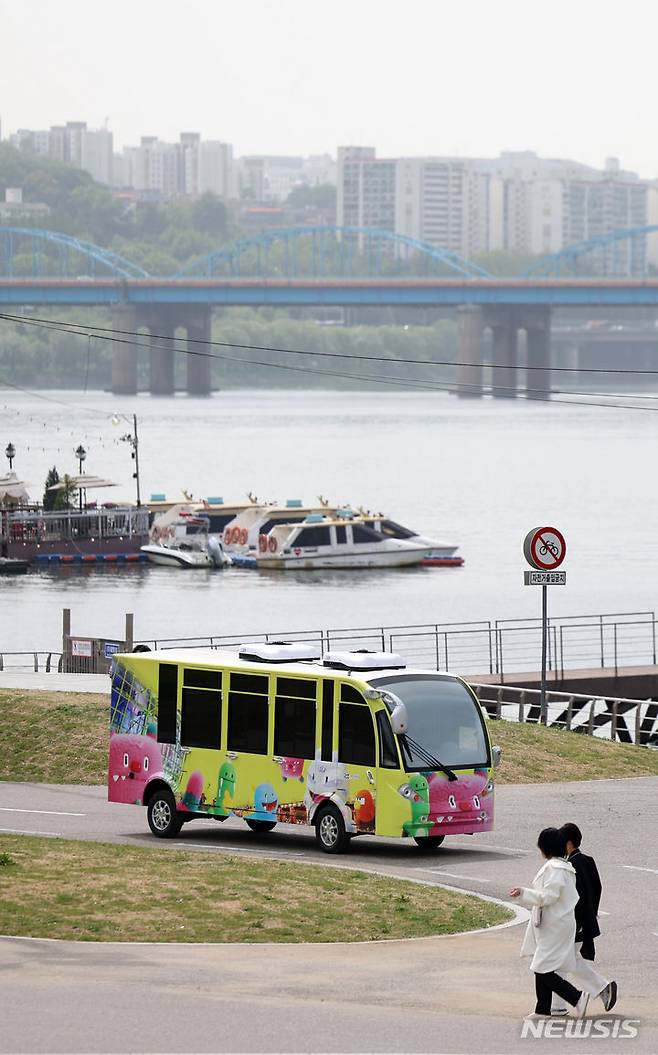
top-left (1, 689), bottom-right (658, 786)
top-left (0, 834), bottom-right (511, 943)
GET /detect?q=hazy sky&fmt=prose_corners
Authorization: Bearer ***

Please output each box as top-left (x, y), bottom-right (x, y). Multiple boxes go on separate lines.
top-left (2, 0), bottom-right (657, 175)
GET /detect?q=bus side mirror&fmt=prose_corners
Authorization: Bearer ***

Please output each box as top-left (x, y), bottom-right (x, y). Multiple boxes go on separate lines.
top-left (492, 745), bottom-right (502, 768)
top-left (384, 691), bottom-right (409, 735)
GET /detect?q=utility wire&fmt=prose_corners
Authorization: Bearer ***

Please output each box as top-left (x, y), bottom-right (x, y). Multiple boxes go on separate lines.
top-left (5, 309), bottom-right (658, 376)
top-left (3, 312), bottom-right (658, 412)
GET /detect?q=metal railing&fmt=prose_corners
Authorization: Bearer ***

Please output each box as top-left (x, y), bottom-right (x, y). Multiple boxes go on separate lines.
top-left (473, 682), bottom-right (658, 747)
top-left (4, 610), bottom-right (658, 681)
top-left (0, 651), bottom-right (62, 673)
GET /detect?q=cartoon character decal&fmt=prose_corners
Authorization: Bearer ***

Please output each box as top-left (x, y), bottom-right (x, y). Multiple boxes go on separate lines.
top-left (214, 760), bottom-right (237, 813)
top-left (427, 769), bottom-right (493, 834)
top-left (353, 789), bottom-right (376, 831)
top-left (304, 752), bottom-right (354, 828)
top-left (274, 756), bottom-right (305, 782)
top-left (108, 733), bottom-right (164, 805)
top-left (249, 783), bottom-right (278, 821)
top-left (179, 771), bottom-right (204, 812)
top-left (398, 773), bottom-right (432, 836)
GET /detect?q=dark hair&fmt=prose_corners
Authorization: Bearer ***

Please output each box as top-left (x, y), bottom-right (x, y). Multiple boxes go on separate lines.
top-left (537, 827), bottom-right (565, 858)
top-left (132, 644), bottom-right (151, 653)
top-left (560, 822), bottom-right (582, 848)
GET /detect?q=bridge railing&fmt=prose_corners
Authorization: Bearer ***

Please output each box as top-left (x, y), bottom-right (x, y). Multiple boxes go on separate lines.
top-left (472, 682), bottom-right (658, 746)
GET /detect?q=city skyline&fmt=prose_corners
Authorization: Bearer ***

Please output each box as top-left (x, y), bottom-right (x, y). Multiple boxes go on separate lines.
top-left (3, 0), bottom-right (658, 176)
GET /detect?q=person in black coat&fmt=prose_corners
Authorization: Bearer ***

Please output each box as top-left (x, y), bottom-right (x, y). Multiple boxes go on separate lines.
top-left (551, 822), bottom-right (618, 1014)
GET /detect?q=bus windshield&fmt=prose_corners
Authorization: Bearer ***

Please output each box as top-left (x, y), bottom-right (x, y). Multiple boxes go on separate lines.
top-left (370, 674), bottom-right (489, 771)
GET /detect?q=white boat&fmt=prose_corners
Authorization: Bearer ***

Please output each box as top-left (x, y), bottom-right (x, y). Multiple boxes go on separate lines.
top-left (141, 508), bottom-right (231, 569)
top-left (140, 542), bottom-right (220, 568)
top-left (256, 514), bottom-right (432, 570)
top-left (359, 515), bottom-right (463, 567)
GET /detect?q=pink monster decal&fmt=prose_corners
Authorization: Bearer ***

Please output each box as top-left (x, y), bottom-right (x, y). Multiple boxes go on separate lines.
top-left (276, 756), bottom-right (305, 781)
top-left (427, 769), bottom-right (493, 836)
top-left (108, 733), bottom-right (164, 804)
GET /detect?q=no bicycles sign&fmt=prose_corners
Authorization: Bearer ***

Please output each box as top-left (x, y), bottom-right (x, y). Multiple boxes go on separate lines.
top-left (523, 526), bottom-right (566, 571)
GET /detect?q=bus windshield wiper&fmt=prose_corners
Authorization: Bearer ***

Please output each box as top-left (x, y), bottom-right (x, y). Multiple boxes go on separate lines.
top-left (401, 734), bottom-right (458, 782)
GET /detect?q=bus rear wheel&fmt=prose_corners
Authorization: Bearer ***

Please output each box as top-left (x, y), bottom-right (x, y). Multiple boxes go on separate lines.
top-left (147, 788), bottom-right (184, 838)
top-left (413, 834), bottom-right (445, 850)
top-left (315, 804), bottom-right (350, 854)
top-left (246, 819), bottom-right (276, 833)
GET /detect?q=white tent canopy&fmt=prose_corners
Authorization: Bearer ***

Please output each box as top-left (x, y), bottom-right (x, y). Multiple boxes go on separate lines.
top-left (0, 471), bottom-right (30, 504)
top-left (47, 475), bottom-right (118, 491)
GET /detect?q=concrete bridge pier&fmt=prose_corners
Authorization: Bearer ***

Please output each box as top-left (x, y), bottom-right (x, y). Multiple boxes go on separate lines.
top-left (111, 307), bottom-right (139, 395)
top-left (148, 319), bottom-right (175, 397)
top-left (456, 305), bottom-right (484, 396)
top-left (490, 311), bottom-right (518, 398)
top-left (185, 310), bottom-right (212, 397)
top-left (525, 308), bottom-right (552, 399)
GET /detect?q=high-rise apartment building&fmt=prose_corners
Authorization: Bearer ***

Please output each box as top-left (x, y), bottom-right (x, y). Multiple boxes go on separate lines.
top-left (9, 121), bottom-right (113, 184)
top-left (124, 137), bottom-right (179, 196)
top-left (338, 147), bottom-right (490, 257)
top-left (199, 141), bottom-right (234, 197)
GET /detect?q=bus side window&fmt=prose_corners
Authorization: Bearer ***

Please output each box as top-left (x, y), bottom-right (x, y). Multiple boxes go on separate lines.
top-left (338, 702), bottom-right (375, 766)
top-left (321, 680), bottom-right (334, 759)
top-left (376, 710), bottom-right (399, 769)
top-left (274, 697), bottom-right (315, 759)
top-left (157, 663), bottom-right (178, 744)
top-left (227, 684), bottom-right (268, 755)
top-left (181, 687), bottom-right (222, 750)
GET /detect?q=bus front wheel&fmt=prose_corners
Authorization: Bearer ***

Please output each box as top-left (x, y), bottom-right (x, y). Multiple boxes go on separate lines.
top-left (147, 789), bottom-right (184, 838)
top-left (315, 804), bottom-right (350, 854)
top-left (413, 834), bottom-right (445, 850)
top-left (246, 819), bottom-right (276, 833)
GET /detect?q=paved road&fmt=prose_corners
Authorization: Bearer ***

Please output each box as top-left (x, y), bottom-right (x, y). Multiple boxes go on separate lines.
top-left (1, 776), bottom-right (657, 1054)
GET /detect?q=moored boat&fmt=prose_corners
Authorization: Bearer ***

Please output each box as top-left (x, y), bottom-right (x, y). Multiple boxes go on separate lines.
top-left (141, 508), bottom-right (231, 569)
top-left (256, 514), bottom-right (432, 570)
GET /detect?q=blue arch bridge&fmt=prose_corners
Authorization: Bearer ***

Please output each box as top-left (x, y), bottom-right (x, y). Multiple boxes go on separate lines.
top-left (1, 224), bottom-right (658, 396)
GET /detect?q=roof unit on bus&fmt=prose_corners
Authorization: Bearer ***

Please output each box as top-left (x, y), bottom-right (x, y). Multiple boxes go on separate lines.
top-left (238, 641), bottom-right (322, 663)
top-left (322, 649), bottom-right (406, 671)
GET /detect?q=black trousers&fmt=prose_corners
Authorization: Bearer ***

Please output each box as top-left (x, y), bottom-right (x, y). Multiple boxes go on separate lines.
top-left (535, 972), bottom-right (582, 1015)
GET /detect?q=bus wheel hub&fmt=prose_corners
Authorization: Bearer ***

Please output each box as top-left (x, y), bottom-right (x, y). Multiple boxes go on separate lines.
top-left (320, 814), bottom-right (338, 845)
top-left (153, 800), bottom-right (171, 829)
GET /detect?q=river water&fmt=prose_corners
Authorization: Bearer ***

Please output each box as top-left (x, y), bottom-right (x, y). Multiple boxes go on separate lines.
top-left (2, 387), bottom-right (657, 652)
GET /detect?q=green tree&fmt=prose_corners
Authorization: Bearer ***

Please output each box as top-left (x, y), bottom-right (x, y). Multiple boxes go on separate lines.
top-left (53, 474), bottom-right (78, 511)
top-left (286, 183), bottom-right (336, 210)
top-left (42, 467), bottom-right (60, 510)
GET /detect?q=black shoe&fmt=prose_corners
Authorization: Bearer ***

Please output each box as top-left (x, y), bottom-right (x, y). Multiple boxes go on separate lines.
top-left (601, 981), bottom-right (618, 1012)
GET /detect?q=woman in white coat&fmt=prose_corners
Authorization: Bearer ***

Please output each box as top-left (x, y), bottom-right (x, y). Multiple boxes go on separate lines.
top-left (511, 827), bottom-right (590, 1019)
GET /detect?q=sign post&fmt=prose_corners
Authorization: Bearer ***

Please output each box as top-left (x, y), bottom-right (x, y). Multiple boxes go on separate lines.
top-left (523, 526), bottom-right (567, 725)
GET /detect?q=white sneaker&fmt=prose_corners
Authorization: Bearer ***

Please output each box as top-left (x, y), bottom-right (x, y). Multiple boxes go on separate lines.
top-left (573, 993), bottom-right (590, 1019)
top-left (525, 1012), bottom-right (551, 1020)
top-left (551, 1008), bottom-right (569, 1017)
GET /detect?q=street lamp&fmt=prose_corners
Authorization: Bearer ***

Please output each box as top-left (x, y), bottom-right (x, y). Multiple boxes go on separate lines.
top-left (75, 444), bottom-right (86, 512)
top-left (112, 414), bottom-right (141, 507)
top-left (5, 442), bottom-right (15, 471)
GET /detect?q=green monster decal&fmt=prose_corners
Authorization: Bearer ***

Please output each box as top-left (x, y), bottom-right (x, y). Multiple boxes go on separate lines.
top-left (400, 773), bottom-right (432, 836)
top-left (214, 761), bottom-right (236, 814)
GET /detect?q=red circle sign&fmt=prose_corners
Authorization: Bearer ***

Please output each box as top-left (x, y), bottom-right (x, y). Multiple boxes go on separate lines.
top-left (523, 526), bottom-right (566, 570)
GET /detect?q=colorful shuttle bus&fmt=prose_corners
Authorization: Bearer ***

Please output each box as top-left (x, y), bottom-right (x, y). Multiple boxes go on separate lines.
top-left (108, 643), bottom-right (501, 853)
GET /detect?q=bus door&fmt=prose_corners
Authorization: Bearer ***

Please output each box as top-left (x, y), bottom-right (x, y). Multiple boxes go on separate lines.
top-left (374, 705), bottom-right (409, 839)
top-left (223, 669), bottom-right (272, 817)
top-left (335, 684), bottom-right (378, 835)
top-left (271, 673), bottom-right (318, 824)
